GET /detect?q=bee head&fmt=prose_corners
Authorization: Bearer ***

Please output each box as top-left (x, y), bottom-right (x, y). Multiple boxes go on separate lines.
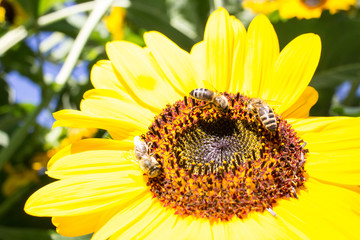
top-left (247, 98), bottom-right (261, 114)
top-left (149, 167), bottom-right (161, 178)
top-left (148, 156), bottom-right (162, 178)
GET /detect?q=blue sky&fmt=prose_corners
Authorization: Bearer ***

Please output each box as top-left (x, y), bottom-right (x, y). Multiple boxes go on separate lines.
top-left (5, 32), bottom-right (89, 128)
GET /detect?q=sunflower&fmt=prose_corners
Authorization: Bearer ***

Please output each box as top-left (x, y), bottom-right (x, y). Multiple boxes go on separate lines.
top-left (25, 8), bottom-right (360, 239)
top-left (243, 0), bottom-right (356, 19)
top-left (242, 0), bottom-right (279, 15)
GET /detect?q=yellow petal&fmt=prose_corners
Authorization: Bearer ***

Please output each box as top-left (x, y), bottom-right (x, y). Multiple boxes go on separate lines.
top-left (290, 117), bottom-right (360, 184)
top-left (195, 219), bottom-right (213, 240)
top-left (293, 117), bottom-right (360, 152)
top-left (168, 216), bottom-right (212, 240)
top-left (306, 149), bottom-right (360, 185)
top-left (144, 31), bottom-right (202, 95)
top-left (229, 16), bottom-right (247, 93)
top-left (167, 216), bottom-right (194, 239)
top-left (276, 179), bottom-right (360, 239)
top-left (92, 192), bottom-right (153, 240)
top-left (282, 86), bottom-right (318, 118)
top-left (81, 89), bottom-right (153, 129)
top-left (47, 150), bottom-right (139, 179)
top-left (251, 214), bottom-right (301, 239)
top-left (242, 14), bottom-right (279, 97)
top-left (226, 217), bottom-right (258, 239)
top-left (289, 117), bottom-right (348, 133)
top-left (47, 144), bottom-right (72, 169)
top-left (242, 0), bottom-right (279, 14)
top-left (190, 41), bottom-right (206, 82)
top-left (47, 138), bottom-right (134, 169)
top-left (264, 33), bottom-right (321, 113)
top-left (54, 201), bottom-right (136, 238)
top-left (25, 173), bottom-right (146, 217)
top-left (83, 88), bottom-right (125, 101)
top-left (53, 109), bottom-right (145, 140)
top-left (204, 8), bottom-right (242, 92)
top-left (110, 201), bottom-right (177, 239)
top-left (325, 0), bottom-right (356, 13)
top-left (185, 217), bottom-right (212, 240)
top-left (134, 213), bottom-right (178, 240)
top-left (211, 221), bottom-right (226, 239)
top-left (106, 41), bottom-right (181, 113)
top-left (90, 60), bottom-right (133, 103)
top-left (52, 210), bottom-right (108, 237)
top-left (278, 0), bottom-right (323, 19)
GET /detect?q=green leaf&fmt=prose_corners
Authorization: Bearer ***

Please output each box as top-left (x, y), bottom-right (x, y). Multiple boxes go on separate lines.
top-left (310, 87), bottom-right (335, 116)
top-left (124, 26), bottom-right (146, 47)
top-left (38, 0), bottom-right (68, 15)
top-left (0, 104), bottom-right (36, 132)
top-left (273, 11), bottom-right (360, 73)
top-left (331, 105), bottom-right (360, 117)
top-left (1, 42), bottom-right (43, 86)
top-left (16, 0), bottom-right (39, 19)
top-left (0, 76), bottom-right (10, 106)
top-left (39, 20), bottom-right (80, 39)
top-left (166, 0), bottom-right (211, 41)
top-left (127, 0), bottom-right (195, 51)
top-left (311, 63), bottom-right (360, 88)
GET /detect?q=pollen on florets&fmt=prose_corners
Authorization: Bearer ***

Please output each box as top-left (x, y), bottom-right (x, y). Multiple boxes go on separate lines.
top-left (142, 92), bottom-right (307, 220)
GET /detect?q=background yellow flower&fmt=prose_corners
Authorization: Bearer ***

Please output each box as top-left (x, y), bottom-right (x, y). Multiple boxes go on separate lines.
top-left (243, 0), bottom-right (356, 19)
top-left (104, 7), bottom-right (126, 40)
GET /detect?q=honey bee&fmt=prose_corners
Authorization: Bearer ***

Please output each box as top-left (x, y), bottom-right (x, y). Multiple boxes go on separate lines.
top-left (189, 88), bottom-right (229, 111)
top-left (247, 98), bottom-right (277, 132)
top-left (134, 136), bottom-right (161, 178)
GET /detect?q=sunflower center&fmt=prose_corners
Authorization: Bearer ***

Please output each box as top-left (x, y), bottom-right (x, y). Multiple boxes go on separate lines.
top-left (142, 92), bottom-right (307, 220)
top-left (301, 0), bottom-right (326, 8)
top-left (176, 117), bottom-right (261, 176)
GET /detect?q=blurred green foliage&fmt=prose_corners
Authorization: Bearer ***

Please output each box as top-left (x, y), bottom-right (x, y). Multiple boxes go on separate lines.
top-left (0, 0), bottom-right (359, 239)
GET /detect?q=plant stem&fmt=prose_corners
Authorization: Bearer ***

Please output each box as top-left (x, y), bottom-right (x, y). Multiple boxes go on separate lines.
top-left (55, 0), bottom-right (117, 87)
top-left (0, 1), bottom-right (96, 55)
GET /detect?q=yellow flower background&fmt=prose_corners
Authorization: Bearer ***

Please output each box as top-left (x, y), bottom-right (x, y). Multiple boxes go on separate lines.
top-left (243, 0), bottom-right (356, 19)
top-left (24, 8), bottom-right (360, 240)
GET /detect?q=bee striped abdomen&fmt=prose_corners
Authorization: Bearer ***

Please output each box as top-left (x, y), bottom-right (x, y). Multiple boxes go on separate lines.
top-left (259, 108), bottom-right (276, 131)
top-left (190, 88), bottom-right (214, 101)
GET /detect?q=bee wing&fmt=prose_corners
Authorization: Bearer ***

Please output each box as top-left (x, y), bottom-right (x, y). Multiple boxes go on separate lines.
top-left (131, 158), bottom-right (140, 164)
top-left (133, 136), bottom-right (142, 163)
top-left (134, 135), bottom-right (141, 145)
top-left (264, 99), bottom-right (282, 111)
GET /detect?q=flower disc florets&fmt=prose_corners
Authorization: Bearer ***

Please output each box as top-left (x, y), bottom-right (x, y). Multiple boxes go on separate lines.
top-left (142, 92), bottom-right (308, 220)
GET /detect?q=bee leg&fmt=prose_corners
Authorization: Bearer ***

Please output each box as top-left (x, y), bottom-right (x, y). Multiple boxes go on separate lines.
top-left (191, 102), bottom-right (214, 110)
top-left (203, 103), bottom-right (214, 111)
top-left (191, 102), bottom-right (212, 111)
top-left (147, 142), bottom-right (153, 155)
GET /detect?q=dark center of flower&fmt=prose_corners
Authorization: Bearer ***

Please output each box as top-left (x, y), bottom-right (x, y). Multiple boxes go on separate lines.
top-left (301, 0), bottom-right (326, 8)
top-left (176, 117), bottom-right (261, 176)
top-left (142, 92), bottom-right (308, 220)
